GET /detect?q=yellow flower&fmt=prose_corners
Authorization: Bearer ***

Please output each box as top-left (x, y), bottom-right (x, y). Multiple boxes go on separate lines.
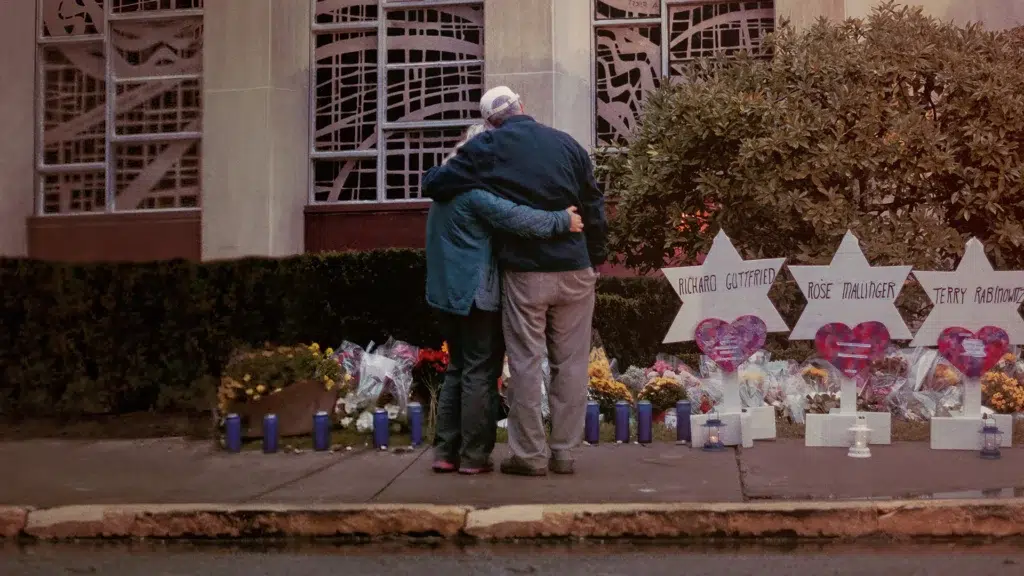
top-left (253, 394), bottom-right (261, 401)
top-left (325, 347), bottom-right (334, 356)
top-left (344, 374), bottom-right (353, 383)
top-left (245, 388), bottom-right (254, 396)
top-left (323, 375), bottom-right (330, 382)
top-left (441, 342), bottom-right (449, 354)
top-left (243, 374), bottom-right (252, 382)
top-left (256, 384), bottom-right (266, 394)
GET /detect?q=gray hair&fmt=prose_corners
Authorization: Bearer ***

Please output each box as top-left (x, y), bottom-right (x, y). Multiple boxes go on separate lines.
top-left (443, 123), bottom-right (489, 164)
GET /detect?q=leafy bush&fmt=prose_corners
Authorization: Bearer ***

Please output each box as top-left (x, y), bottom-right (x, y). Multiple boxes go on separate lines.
top-left (602, 2), bottom-right (1024, 274)
top-left (0, 248), bottom-right (910, 420)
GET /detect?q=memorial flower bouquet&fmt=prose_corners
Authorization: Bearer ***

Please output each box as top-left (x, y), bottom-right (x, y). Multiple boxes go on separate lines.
top-left (619, 365), bottom-right (649, 394)
top-left (638, 376), bottom-right (687, 413)
top-left (589, 347), bottom-right (633, 417)
top-left (799, 359), bottom-right (841, 415)
top-left (982, 353), bottom-right (1024, 414)
top-left (414, 342), bottom-right (449, 430)
top-left (921, 356), bottom-right (962, 392)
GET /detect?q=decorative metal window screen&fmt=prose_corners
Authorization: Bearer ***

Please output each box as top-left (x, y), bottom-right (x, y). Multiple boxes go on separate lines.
top-left (35, 0), bottom-right (203, 215)
top-left (593, 0), bottom-right (774, 147)
top-left (311, 0), bottom-right (485, 203)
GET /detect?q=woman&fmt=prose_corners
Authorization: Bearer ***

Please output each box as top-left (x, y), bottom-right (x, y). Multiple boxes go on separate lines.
top-left (423, 124), bottom-right (584, 475)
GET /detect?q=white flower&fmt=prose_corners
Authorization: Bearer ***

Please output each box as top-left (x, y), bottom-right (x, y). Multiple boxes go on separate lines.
top-left (385, 403), bottom-right (400, 420)
top-left (342, 392), bottom-right (360, 415)
top-left (355, 411), bottom-right (374, 433)
top-left (340, 417), bottom-right (353, 429)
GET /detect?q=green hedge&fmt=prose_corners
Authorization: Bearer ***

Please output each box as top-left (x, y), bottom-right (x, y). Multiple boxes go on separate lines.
top-left (0, 250), bottom-right (814, 419)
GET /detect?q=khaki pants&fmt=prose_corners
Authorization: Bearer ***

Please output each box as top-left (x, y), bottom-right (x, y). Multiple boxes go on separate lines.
top-left (502, 268), bottom-right (597, 468)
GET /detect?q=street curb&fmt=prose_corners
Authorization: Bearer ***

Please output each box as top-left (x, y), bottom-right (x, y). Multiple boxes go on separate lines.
top-left (463, 500), bottom-right (1024, 539)
top-left (20, 504), bottom-right (469, 540)
top-left (0, 507), bottom-right (29, 538)
top-left (4, 499), bottom-right (1024, 540)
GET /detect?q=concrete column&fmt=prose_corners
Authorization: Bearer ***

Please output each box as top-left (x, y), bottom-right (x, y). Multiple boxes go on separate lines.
top-left (484, 0), bottom-right (555, 127)
top-left (552, 0), bottom-right (594, 149)
top-left (484, 0), bottom-right (593, 148)
top-left (0, 0), bottom-right (37, 257)
top-left (201, 0), bottom-right (310, 260)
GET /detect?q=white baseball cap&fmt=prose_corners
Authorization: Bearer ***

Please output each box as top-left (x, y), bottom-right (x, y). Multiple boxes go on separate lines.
top-left (480, 86), bottom-right (521, 122)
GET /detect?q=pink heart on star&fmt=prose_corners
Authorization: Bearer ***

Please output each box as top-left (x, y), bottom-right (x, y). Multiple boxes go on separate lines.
top-left (695, 315), bottom-right (767, 373)
top-left (937, 326), bottom-right (1009, 378)
top-left (814, 322), bottom-right (891, 378)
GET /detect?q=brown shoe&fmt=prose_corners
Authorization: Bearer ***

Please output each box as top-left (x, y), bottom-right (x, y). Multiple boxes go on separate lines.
top-left (499, 456), bottom-right (547, 476)
top-left (549, 458), bottom-right (574, 475)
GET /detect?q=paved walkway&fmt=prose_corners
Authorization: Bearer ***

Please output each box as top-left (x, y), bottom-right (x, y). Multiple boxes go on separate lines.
top-left (1, 439), bottom-right (1021, 508)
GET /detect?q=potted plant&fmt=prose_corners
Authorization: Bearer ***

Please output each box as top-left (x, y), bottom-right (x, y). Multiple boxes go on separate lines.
top-left (217, 343), bottom-right (349, 438)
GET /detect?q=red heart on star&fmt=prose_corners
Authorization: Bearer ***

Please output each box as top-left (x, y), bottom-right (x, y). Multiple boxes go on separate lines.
top-left (695, 315), bottom-right (767, 373)
top-left (814, 322), bottom-right (891, 378)
top-left (937, 326), bottom-right (1009, 379)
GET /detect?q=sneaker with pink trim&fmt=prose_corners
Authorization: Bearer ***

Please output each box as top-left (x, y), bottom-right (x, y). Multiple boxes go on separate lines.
top-left (458, 463), bottom-right (493, 475)
top-left (432, 460), bottom-right (458, 473)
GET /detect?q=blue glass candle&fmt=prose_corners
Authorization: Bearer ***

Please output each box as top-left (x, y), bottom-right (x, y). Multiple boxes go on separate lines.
top-left (585, 401), bottom-right (600, 444)
top-left (312, 411), bottom-right (330, 451)
top-left (614, 401), bottom-right (630, 443)
top-left (408, 402), bottom-right (423, 447)
top-left (676, 400), bottom-right (692, 443)
top-left (637, 400), bottom-right (653, 444)
top-left (224, 413), bottom-right (242, 453)
top-left (262, 414), bottom-right (278, 454)
top-left (373, 408), bottom-right (390, 450)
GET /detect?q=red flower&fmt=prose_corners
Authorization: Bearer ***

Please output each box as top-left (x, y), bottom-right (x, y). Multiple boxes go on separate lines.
top-left (416, 347), bottom-right (449, 374)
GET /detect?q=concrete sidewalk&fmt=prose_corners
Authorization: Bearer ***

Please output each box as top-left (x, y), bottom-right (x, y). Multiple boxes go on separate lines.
top-left (2, 438), bottom-right (1024, 541)
top-left (1, 438), bottom-right (1022, 508)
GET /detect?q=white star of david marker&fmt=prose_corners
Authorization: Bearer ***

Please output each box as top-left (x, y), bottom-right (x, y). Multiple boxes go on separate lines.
top-left (788, 230), bottom-right (913, 340)
top-left (910, 238), bottom-right (1024, 347)
top-left (661, 230), bottom-right (787, 344)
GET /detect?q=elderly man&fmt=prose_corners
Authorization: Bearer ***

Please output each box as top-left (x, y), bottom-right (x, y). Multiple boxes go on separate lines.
top-left (422, 86), bottom-right (608, 476)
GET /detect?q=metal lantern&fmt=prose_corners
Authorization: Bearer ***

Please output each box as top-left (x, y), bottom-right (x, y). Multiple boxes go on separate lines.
top-left (847, 415), bottom-right (871, 458)
top-left (702, 409), bottom-right (727, 452)
top-left (980, 416), bottom-right (1003, 460)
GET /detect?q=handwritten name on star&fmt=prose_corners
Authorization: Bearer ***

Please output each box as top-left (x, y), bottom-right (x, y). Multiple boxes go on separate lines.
top-left (676, 268), bottom-right (777, 296)
top-left (804, 280), bottom-right (898, 301)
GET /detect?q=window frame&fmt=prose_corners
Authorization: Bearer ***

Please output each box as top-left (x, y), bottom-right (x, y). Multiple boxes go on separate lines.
top-left (34, 0), bottom-right (205, 216)
top-left (308, 0), bottom-right (486, 205)
top-left (591, 0), bottom-right (776, 149)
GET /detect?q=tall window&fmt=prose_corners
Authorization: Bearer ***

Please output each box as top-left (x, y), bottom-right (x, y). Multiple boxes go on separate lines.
top-left (593, 0), bottom-right (775, 147)
top-left (35, 0), bottom-right (204, 215)
top-left (311, 0), bottom-right (485, 203)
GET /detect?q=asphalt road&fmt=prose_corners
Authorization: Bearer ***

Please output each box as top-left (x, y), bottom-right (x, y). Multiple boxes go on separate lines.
top-left (2, 542), bottom-right (1023, 575)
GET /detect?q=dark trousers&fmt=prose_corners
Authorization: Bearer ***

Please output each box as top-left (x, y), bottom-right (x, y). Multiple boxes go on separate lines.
top-left (433, 306), bottom-right (504, 468)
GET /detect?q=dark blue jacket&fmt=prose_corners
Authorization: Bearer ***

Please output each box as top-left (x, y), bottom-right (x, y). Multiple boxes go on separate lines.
top-left (425, 189), bottom-right (571, 316)
top-left (421, 116), bottom-right (608, 272)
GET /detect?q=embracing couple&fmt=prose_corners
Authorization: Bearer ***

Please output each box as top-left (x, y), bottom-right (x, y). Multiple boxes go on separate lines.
top-left (422, 86), bottom-right (608, 476)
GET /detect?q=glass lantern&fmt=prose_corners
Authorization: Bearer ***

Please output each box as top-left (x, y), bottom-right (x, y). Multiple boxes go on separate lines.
top-left (980, 416), bottom-right (1003, 460)
top-left (702, 410), bottom-right (727, 452)
top-left (848, 415), bottom-right (871, 458)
